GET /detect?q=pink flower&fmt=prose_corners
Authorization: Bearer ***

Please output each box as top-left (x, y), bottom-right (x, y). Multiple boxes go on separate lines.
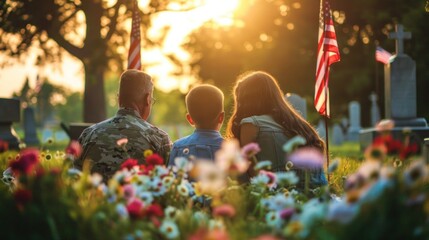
top-left (126, 198), bottom-right (144, 219)
top-left (213, 204), bottom-right (236, 218)
top-left (287, 147), bottom-right (324, 170)
top-left (123, 184), bottom-right (135, 200)
top-left (216, 139), bottom-right (249, 175)
top-left (116, 138), bottom-right (128, 146)
top-left (252, 235), bottom-right (282, 240)
top-left (279, 208), bottom-right (295, 219)
top-left (259, 170), bottom-right (277, 188)
top-left (189, 228), bottom-right (230, 240)
top-left (241, 142), bottom-right (261, 158)
top-left (120, 158), bottom-right (138, 170)
top-left (375, 119), bottom-right (394, 132)
top-left (65, 140), bottom-right (82, 158)
top-left (146, 153), bottom-right (164, 166)
top-left (9, 148), bottom-right (40, 175)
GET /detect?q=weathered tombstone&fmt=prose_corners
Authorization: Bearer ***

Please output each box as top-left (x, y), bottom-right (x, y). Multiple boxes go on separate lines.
top-left (340, 117), bottom-right (349, 141)
top-left (316, 119), bottom-right (326, 141)
top-left (0, 98), bottom-right (21, 149)
top-left (360, 24), bottom-right (429, 150)
top-left (332, 123), bottom-right (344, 146)
top-left (62, 122), bottom-right (93, 141)
top-left (369, 92), bottom-right (380, 127)
top-left (347, 101), bottom-right (361, 141)
top-left (384, 24), bottom-right (426, 126)
top-left (286, 93), bottom-right (307, 119)
top-left (23, 107), bottom-right (40, 146)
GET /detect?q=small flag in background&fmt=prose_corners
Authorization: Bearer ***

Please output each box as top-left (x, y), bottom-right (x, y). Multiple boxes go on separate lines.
top-left (314, 0), bottom-right (341, 117)
top-left (375, 46), bottom-right (392, 64)
top-left (34, 74), bottom-right (42, 94)
top-left (127, 0), bottom-right (141, 70)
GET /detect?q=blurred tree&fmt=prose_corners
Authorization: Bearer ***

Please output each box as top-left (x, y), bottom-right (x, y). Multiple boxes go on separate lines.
top-left (187, 0), bottom-right (429, 126)
top-left (0, 0), bottom-right (197, 122)
top-left (56, 92), bottom-right (83, 123)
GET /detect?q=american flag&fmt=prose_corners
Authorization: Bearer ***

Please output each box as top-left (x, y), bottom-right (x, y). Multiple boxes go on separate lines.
top-left (375, 46), bottom-right (392, 64)
top-left (127, 0), bottom-right (141, 70)
top-left (314, 0), bottom-right (340, 117)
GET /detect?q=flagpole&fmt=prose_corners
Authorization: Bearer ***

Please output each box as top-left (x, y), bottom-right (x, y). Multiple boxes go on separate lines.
top-left (375, 44), bottom-right (379, 99)
top-left (324, 66), bottom-right (330, 183)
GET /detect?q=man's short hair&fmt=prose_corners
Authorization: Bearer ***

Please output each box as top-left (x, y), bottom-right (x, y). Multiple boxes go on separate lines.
top-left (186, 84), bottom-right (224, 127)
top-left (119, 70), bottom-right (153, 104)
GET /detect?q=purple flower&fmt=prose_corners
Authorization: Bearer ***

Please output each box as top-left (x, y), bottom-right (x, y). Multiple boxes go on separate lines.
top-left (287, 147), bottom-right (324, 170)
top-left (241, 142), bottom-right (261, 158)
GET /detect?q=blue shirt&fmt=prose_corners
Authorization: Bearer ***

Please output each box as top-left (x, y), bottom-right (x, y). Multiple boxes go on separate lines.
top-left (168, 129), bottom-right (223, 166)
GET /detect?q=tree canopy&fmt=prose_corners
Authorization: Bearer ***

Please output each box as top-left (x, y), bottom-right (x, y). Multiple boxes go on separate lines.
top-left (187, 0), bottom-right (429, 125)
top-left (0, 0), bottom-right (195, 122)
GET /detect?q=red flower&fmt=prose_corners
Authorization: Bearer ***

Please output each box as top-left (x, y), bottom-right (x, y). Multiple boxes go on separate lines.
top-left (139, 164), bottom-right (154, 175)
top-left (9, 148), bottom-right (40, 175)
top-left (126, 198), bottom-right (144, 219)
top-left (374, 135), bottom-right (402, 154)
top-left (399, 143), bottom-right (419, 160)
top-left (146, 153), bottom-right (164, 166)
top-left (144, 203), bottom-right (164, 218)
top-left (0, 140), bottom-right (9, 153)
top-left (14, 189), bottom-right (32, 207)
top-left (65, 140), bottom-right (82, 158)
top-left (120, 158), bottom-right (138, 170)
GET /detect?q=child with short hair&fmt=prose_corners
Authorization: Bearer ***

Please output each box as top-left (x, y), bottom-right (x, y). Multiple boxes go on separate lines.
top-left (168, 84), bottom-right (224, 165)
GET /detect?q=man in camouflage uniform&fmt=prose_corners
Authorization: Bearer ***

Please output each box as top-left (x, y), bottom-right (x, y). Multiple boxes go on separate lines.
top-left (75, 70), bottom-right (171, 180)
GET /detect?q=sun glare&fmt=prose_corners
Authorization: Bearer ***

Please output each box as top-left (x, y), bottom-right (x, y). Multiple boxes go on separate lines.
top-left (146, 0), bottom-right (241, 92)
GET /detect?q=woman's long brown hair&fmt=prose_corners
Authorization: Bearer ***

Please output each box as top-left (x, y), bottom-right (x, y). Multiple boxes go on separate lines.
top-left (226, 71), bottom-right (325, 152)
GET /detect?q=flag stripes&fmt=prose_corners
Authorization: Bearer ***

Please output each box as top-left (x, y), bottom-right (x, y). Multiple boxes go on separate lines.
top-left (375, 46), bottom-right (392, 64)
top-left (314, 0), bottom-right (340, 117)
top-left (127, 0), bottom-right (141, 70)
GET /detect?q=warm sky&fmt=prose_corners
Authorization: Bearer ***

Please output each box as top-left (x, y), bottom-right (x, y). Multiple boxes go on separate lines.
top-left (0, 0), bottom-right (239, 98)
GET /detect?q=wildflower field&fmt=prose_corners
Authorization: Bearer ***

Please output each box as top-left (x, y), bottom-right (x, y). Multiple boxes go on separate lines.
top-left (0, 133), bottom-right (428, 240)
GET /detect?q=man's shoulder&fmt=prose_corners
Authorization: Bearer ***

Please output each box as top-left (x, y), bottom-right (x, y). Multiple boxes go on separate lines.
top-left (147, 124), bottom-right (170, 139)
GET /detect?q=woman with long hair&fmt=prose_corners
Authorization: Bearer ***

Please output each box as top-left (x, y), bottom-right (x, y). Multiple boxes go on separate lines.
top-left (226, 71), bottom-right (327, 187)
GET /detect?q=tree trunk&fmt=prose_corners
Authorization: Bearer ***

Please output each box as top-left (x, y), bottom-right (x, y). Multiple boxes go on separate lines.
top-left (83, 63), bottom-right (107, 123)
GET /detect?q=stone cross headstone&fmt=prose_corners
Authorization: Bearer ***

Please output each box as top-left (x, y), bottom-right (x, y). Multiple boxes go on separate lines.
top-left (384, 24), bottom-right (426, 126)
top-left (286, 93), bottom-right (307, 119)
top-left (332, 123), bottom-right (344, 145)
top-left (23, 107), bottom-right (40, 146)
top-left (0, 98), bottom-right (21, 149)
top-left (369, 92), bottom-right (380, 127)
top-left (347, 101), bottom-right (361, 141)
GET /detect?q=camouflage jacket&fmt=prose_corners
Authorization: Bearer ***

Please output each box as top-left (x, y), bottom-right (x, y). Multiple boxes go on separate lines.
top-left (75, 108), bottom-right (171, 180)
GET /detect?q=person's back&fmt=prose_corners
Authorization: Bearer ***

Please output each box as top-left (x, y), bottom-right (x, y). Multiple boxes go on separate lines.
top-left (76, 70), bottom-right (171, 180)
top-left (240, 115), bottom-right (288, 171)
top-left (168, 84), bottom-right (224, 165)
top-left (227, 71), bottom-right (327, 189)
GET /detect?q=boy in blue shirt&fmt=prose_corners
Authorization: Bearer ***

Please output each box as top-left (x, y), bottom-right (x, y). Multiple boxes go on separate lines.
top-left (168, 84), bottom-right (224, 165)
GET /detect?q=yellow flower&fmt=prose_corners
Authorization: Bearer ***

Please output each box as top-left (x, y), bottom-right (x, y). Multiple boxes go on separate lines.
top-left (143, 149), bottom-right (153, 157)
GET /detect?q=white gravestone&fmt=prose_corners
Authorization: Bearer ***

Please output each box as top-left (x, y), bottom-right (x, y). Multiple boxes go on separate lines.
top-left (286, 93), bottom-right (307, 119)
top-left (347, 101), bottom-right (361, 141)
